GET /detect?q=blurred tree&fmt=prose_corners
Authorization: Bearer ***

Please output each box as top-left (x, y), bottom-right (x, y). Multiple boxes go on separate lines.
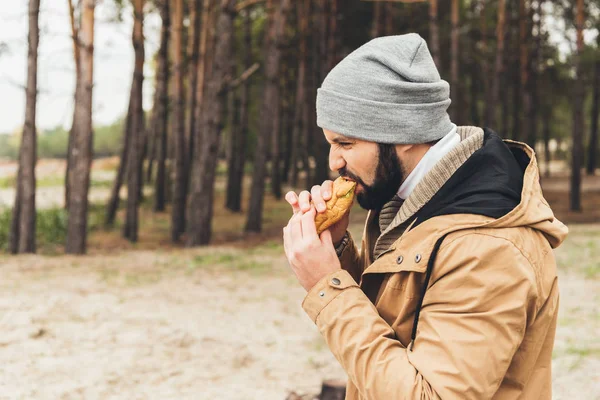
top-left (152, 0), bottom-right (171, 212)
top-left (10, 0), bottom-right (40, 254)
top-left (185, 0), bottom-right (202, 195)
top-left (429, 0), bottom-right (440, 68)
top-left (123, 0), bottom-right (145, 242)
top-left (288, 0), bottom-right (310, 188)
top-left (65, 0), bottom-right (80, 210)
top-left (187, 0), bottom-right (237, 245)
top-left (105, 83), bottom-right (134, 227)
top-left (450, 0), bottom-right (463, 124)
top-left (226, 7), bottom-right (254, 212)
top-left (488, 0), bottom-right (506, 129)
top-left (171, 0), bottom-right (186, 241)
top-left (66, 0), bottom-right (95, 254)
top-left (245, 0), bottom-right (291, 233)
top-left (570, 0), bottom-right (585, 211)
top-left (587, 28), bottom-right (600, 176)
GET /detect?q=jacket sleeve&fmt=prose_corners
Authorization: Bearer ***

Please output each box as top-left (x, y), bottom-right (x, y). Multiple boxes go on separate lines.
top-left (336, 230), bottom-right (363, 285)
top-left (301, 233), bottom-right (537, 400)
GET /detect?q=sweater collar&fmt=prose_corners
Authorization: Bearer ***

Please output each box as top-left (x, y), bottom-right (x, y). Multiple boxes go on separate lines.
top-left (397, 123), bottom-right (459, 200)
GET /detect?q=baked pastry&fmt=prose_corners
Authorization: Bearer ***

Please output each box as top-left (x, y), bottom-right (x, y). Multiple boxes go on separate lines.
top-left (314, 176), bottom-right (357, 235)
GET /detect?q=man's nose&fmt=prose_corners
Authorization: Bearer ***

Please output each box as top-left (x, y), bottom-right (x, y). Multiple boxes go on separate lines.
top-left (329, 150), bottom-right (345, 172)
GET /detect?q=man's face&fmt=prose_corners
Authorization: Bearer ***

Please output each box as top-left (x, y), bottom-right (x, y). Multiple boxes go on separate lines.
top-left (324, 130), bottom-right (405, 210)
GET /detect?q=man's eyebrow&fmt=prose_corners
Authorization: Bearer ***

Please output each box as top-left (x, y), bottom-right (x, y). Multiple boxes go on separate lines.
top-left (328, 137), bottom-right (351, 144)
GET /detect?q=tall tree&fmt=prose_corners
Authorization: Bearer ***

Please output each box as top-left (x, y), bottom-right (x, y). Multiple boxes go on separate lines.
top-left (189, 0), bottom-right (215, 193)
top-left (429, 0), bottom-right (440, 68)
top-left (65, 0), bottom-right (80, 210)
top-left (519, 0), bottom-right (532, 146)
top-left (245, 0), bottom-right (291, 233)
top-left (171, 0), bottom-right (186, 241)
top-left (488, 0), bottom-right (506, 129)
top-left (10, 0), bottom-right (40, 254)
top-left (288, 0), bottom-right (309, 188)
top-left (450, 0), bottom-right (463, 124)
top-left (226, 7), bottom-right (253, 212)
top-left (371, 0), bottom-right (384, 38)
top-left (66, 0), bottom-right (95, 254)
top-left (153, 0), bottom-right (171, 212)
top-left (185, 0), bottom-right (202, 188)
top-left (123, 0), bottom-right (145, 242)
top-left (186, 0), bottom-right (236, 245)
top-left (587, 30), bottom-right (600, 176)
top-left (105, 83), bottom-right (134, 226)
top-left (570, 0), bottom-right (584, 211)
top-left (527, 0), bottom-right (541, 148)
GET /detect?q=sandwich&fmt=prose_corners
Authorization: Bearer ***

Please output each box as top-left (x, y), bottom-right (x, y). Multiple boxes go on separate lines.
top-left (314, 176), bottom-right (357, 235)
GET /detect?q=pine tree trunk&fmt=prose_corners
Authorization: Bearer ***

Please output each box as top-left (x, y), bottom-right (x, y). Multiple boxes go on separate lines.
top-left (186, 0), bottom-right (236, 245)
top-left (510, 2), bottom-right (520, 140)
top-left (312, 0), bottom-right (330, 187)
top-left (185, 0), bottom-right (201, 194)
top-left (519, 0), bottom-right (532, 147)
top-left (429, 0), bottom-right (440, 69)
top-left (189, 0), bottom-right (215, 193)
top-left (154, 0), bottom-right (170, 212)
top-left (65, 0), bottom-right (80, 210)
top-left (570, 0), bottom-right (584, 211)
top-left (371, 1), bottom-right (383, 38)
top-left (171, 0), bottom-right (186, 242)
top-left (11, 0), bottom-right (40, 254)
top-left (245, 0), bottom-right (291, 233)
top-left (488, 0), bottom-right (506, 130)
top-left (450, 0), bottom-right (462, 124)
top-left (288, 0), bottom-right (309, 188)
top-left (66, 0), bottom-right (95, 254)
top-left (527, 0), bottom-right (541, 149)
top-left (281, 60), bottom-right (296, 185)
top-left (226, 8), bottom-right (252, 212)
top-left (105, 83), bottom-right (134, 227)
top-left (145, 83), bottom-right (159, 184)
top-left (587, 34), bottom-right (600, 175)
top-left (543, 111), bottom-right (551, 178)
top-left (123, 0), bottom-right (145, 242)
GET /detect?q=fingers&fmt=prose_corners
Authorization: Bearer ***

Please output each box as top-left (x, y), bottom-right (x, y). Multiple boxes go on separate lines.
top-left (311, 185), bottom-right (326, 213)
top-left (285, 191), bottom-right (301, 214)
top-left (290, 207), bottom-right (303, 239)
top-left (286, 180), bottom-right (333, 216)
top-left (322, 180), bottom-right (333, 201)
top-left (300, 204), bottom-right (319, 242)
top-left (298, 190), bottom-right (312, 212)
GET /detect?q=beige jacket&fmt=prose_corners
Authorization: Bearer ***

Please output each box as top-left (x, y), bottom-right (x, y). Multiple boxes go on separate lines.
top-left (302, 138), bottom-right (568, 399)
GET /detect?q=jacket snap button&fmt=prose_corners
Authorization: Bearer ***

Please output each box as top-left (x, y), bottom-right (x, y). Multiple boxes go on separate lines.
top-left (415, 254), bottom-right (422, 263)
top-left (319, 291), bottom-right (325, 297)
top-left (331, 278), bottom-right (341, 285)
top-left (396, 255), bottom-right (404, 264)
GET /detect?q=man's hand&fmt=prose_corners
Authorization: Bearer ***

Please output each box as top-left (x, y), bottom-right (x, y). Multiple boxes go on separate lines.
top-left (284, 181), bottom-right (352, 247)
top-left (283, 204), bottom-right (341, 292)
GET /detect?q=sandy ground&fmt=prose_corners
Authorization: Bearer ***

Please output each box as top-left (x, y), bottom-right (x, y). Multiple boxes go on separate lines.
top-left (0, 233), bottom-right (598, 400)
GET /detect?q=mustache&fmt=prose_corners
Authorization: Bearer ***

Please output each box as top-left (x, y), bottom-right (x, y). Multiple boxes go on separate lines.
top-left (338, 168), bottom-right (365, 187)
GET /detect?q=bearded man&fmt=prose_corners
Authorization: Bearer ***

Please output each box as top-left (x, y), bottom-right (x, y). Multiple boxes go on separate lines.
top-left (282, 33), bottom-right (568, 400)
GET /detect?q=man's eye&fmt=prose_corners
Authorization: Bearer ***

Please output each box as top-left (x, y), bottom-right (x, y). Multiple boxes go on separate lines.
top-left (337, 143), bottom-right (351, 148)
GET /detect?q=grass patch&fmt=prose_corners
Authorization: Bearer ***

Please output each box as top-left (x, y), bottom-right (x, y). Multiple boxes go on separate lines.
top-left (0, 202), bottom-right (107, 254)
top-left (555, 225), bottom-right (600, 279)
top-left (187, 251), bottom-right (271, 275)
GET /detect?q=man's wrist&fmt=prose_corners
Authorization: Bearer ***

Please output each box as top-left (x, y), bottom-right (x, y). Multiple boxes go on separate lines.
top-left (335, 231), bottom-right (350, 257)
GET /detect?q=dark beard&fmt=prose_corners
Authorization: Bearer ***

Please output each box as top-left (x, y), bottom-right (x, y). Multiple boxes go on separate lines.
top-left (339, 143), bottom-right (404, 211)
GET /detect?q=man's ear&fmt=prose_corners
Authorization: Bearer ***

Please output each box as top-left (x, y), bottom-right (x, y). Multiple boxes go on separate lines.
top-left (395, 143), bottom-right (415, 156)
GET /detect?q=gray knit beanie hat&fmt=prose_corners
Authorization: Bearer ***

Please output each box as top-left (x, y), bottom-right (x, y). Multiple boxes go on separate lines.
top-left (316, 33), bottom-right (453, 144)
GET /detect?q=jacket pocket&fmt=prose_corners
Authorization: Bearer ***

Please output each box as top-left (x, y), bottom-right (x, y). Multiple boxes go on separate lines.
top-left (386, 271), bottom-right (423, 299)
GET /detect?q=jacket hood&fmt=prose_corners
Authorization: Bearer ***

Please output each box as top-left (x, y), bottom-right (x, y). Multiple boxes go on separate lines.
top-left (411, 128), bottom-right (568, 249)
